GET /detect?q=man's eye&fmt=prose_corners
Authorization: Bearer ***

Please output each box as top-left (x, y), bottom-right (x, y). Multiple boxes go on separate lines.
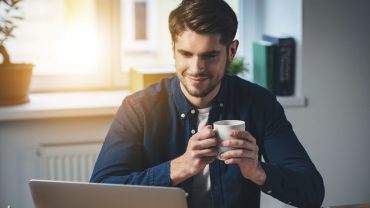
top-left (181, 52), bottom-right (192, 57)
top-left (204, 54), bottom-right (217, 59)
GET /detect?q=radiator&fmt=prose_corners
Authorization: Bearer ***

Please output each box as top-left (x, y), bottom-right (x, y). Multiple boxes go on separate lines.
top-left (38, 142), bottom-right (102, 182)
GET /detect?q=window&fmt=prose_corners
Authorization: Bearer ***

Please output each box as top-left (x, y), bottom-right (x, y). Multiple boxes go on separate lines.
top-left (6, 0), bottom-right (244, 92)
top-left (121, 0), bottom-right (156, 52)
top-left (6, 0), bottom-right (119, 92)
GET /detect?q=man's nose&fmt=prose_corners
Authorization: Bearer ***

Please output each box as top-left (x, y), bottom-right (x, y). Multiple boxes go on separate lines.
top-left (189, 56), bottom-right (205, 73)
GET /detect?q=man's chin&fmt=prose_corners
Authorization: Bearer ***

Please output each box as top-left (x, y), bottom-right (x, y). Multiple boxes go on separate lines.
top-left (186, 86), bottom-right (211, 98)
top-left (188, 92), bottom-right (206, 98)
top-left (180, 79), bottom-right (214, 98)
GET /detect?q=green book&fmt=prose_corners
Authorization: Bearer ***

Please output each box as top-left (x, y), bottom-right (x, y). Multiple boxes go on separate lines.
top-left (252, 40), bottom-right (275, 91)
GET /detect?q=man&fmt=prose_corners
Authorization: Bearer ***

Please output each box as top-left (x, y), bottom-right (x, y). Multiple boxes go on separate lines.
top-left (90, 0), bottom-right (325, 207)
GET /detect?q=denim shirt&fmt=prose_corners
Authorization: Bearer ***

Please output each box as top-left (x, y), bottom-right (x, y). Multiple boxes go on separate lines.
top-left (90, 75), bottom-right (325, 208)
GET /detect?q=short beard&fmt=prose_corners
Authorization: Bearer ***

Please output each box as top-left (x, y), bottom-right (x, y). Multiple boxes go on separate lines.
top-left (180, 59), bottom-right (230, 98)
top-left (181, 77), bottom-right (220, 98)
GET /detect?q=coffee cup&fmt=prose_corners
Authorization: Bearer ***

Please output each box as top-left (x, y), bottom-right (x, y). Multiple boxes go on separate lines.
top-left (213, 120), bottom-right (245, 160)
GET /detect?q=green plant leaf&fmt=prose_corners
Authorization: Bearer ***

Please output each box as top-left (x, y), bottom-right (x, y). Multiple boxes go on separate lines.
top-left (12, 16), bottom-right (23, 20)
top-left (3, 0), bottom-right (12, 6)
top-left (0, 0), bottom-right (24, 44)
top-left (5, 20), bottom-right (13, 25)
top-left (226, 56), bottom-right (248, 76)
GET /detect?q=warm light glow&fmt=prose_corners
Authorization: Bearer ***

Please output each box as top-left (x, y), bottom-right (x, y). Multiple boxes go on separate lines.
top-left (56, 22), bottom-right (99, 75)
top-left (57, 0), bottom-right (99, 74)
top-left (9, 0), bottom-right (101, 75)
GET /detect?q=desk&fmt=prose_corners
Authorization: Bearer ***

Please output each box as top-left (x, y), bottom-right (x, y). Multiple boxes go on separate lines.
top-left (325, 203), bottom-right (370, 208)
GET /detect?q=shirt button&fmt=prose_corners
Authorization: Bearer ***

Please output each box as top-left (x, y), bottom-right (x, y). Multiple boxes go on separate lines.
top-left (190, 109), bottom-right (196, 114)
top-left (288, 201), bottom-right (292, 204)
top-left (219, 103), bottom-right (224, 107)
top-left (191, 129), bottom-right (196, 134)
top-left (267, 190), bottom-right (272, 194)
top-left (180, 113), bottom-right (186, 119)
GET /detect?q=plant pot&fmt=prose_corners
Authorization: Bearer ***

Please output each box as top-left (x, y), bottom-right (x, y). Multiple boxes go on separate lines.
top-left (0, 63), bottom-right (33, 106)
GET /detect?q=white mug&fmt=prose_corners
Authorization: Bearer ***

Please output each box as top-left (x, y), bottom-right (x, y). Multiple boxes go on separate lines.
top-left (213, 120), bottom-right (245, 160)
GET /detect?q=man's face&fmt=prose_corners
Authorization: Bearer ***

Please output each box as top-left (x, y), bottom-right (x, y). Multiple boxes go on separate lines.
top-left (173, 30), bottom-right (231, 98)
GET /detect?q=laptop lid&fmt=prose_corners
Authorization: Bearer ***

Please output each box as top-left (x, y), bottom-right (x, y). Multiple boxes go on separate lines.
top-left (29, 179), bottom-right (188, 208)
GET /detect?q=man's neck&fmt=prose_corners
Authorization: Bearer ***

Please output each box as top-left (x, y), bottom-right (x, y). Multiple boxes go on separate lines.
top-left (180, 83), bottom-right (220, 109)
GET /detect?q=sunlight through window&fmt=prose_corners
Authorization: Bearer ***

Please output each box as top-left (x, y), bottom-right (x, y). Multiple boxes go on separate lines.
top-left (8, 0), bottom-right (100, 75)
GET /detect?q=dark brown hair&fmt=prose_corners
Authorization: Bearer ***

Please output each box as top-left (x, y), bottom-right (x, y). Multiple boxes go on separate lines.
top-left (169, 0), bottom-right (238, 46)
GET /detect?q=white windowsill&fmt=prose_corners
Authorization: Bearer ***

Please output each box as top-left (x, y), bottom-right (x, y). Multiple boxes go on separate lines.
top-left (0, 91), bottom-right (130, 121)
top-left (0, 91), bottom-right (306, 121)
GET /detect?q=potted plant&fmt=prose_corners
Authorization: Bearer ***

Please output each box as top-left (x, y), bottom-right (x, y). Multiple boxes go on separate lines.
top-left (226, 56), bottom-right (248, 76)
top-left (0, 0), bottom-right (33, 105)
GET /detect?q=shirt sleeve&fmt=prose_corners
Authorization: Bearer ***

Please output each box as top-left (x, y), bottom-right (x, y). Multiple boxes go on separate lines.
top-left (90, 97), bottom-right (171, 186)
top-left (258, 92), bottom-right (325, 208)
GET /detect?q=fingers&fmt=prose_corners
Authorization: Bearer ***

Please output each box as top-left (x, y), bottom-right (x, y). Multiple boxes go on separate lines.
top-left (219, 131), bottom-right (259, 162)
top-left (191, 148), bottom-right (218, 158)
top-left (219, 149), bottom-right (258, 161)
top-left (191, 137), bottom-right (217, 150)
top-left (187, 125), bottom-right (218, 159)
top-left (223, 157), bottom-right (255, 165)
top-left (230, 130), bottom-right (256, 144)
top-left (221, 138), bottom-right (258, 152)
top-left (194, 125), bottom-right (215, 141)
top-left (189, 126), bottom-right (217, 149)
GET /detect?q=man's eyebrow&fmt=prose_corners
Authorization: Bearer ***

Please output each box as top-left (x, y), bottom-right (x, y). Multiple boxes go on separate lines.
top-left (203, 50), bottom-right (220, 55)
top-left (177, 49), bottom-right (221, 55)
top-left (177, 49), bottom-right (192, 54)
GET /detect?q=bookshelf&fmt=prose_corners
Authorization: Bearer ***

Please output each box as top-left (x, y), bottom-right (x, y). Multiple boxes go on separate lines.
top-left (240, 0), bottom-right (306, 107)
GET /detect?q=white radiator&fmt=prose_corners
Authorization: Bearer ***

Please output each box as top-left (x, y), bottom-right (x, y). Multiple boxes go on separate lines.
top-left (38, 142), bottom-right (102, 182)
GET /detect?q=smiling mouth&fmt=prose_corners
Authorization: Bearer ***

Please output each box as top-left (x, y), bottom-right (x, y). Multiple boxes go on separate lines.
top-left (187, 76), bottom-right (210, 85)
top-left (188, 76), bottom-right (208, 81)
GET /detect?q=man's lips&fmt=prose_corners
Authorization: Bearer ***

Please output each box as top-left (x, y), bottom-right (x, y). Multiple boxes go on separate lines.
top-left (188, 76), bottom-right (208, 82)
top-left (186, 76), bottom-right (210, 85)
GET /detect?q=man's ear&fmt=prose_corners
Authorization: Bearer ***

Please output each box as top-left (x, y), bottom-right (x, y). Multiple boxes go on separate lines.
top-left (228, 40), bottom-right (239, 62)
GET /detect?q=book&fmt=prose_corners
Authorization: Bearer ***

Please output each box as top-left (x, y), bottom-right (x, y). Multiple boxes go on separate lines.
top-left (252, 40), bottom-right (275, 91)
top-left (129, 66), bottom-right (176, 92)
top-left (262, 34), bottom-right (295, 96)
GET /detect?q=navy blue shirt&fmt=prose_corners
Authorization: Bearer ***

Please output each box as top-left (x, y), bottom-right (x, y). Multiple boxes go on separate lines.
top-left (90, 75), bottom-right (324, 208)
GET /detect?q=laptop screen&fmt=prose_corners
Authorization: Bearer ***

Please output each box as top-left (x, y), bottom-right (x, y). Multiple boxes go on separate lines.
top-left (29, 179), bottom-right (188, 208)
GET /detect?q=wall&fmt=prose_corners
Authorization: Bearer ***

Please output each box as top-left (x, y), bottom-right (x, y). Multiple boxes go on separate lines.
top-left (0, 116), bottom-right (113, 208)
top-left (297, 0), bottom-right (370, 205)
top-left (258, 0), bottom-right (370, 206)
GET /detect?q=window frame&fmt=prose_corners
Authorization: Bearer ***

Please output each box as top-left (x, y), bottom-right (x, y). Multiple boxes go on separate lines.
top-left (121, 0), bottom-right (157, 52)
top-left (27, 0), bottom-right (124, 92)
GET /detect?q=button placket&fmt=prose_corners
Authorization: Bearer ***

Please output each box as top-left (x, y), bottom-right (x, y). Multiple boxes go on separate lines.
top-left (188, 109), bottom-right (198, 138)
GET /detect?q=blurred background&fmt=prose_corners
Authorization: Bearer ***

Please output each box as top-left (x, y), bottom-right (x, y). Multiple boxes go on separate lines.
top-left (0, 0), bottom-right (369, 207)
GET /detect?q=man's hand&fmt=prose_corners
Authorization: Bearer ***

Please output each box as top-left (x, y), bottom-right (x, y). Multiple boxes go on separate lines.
top-left (170, 125), bottom-right (218, 186)
top-left (219, 130), bottom-right (267, 185)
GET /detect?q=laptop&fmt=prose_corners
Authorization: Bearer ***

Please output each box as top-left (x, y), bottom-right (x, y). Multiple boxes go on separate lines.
top-left (29, 179), bottom-right (188, 208)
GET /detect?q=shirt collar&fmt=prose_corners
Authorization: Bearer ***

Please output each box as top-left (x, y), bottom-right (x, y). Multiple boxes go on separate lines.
top-left (171, 76), bottom-right (193, 117)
